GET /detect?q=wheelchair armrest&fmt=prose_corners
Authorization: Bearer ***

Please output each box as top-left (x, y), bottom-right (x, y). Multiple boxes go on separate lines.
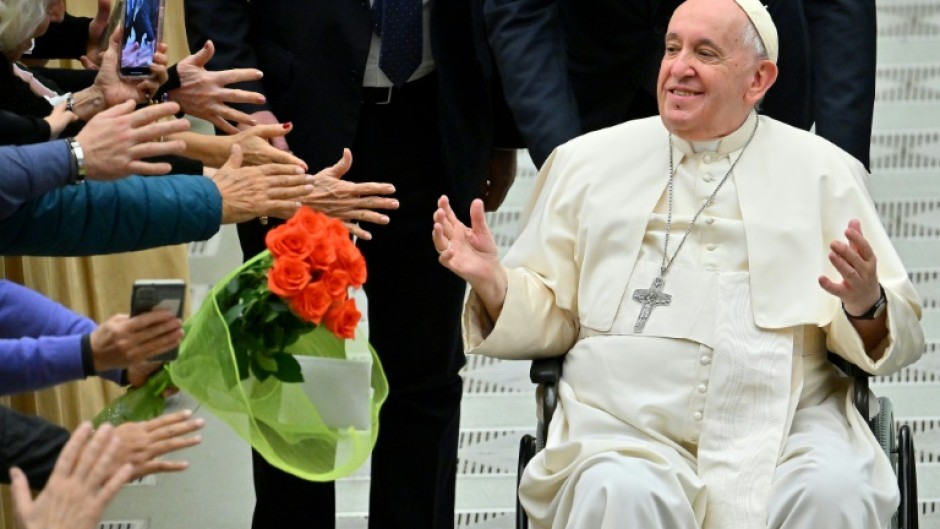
top-left (826, 352), bottom-right (870, 424)
top-left (530, 357), bottom-right (564, 385)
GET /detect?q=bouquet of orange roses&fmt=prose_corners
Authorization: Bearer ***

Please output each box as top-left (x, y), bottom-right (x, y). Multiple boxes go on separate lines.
top-left (221, 207), bottom-right (367, 383)
top-left (96, 207), bottom-right (388, 481)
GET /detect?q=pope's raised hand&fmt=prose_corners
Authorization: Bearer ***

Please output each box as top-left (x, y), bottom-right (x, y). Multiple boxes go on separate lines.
top-left (818, 219), bottom-right (882, 316)
top-left (433, 196), bottom-right (507, 319)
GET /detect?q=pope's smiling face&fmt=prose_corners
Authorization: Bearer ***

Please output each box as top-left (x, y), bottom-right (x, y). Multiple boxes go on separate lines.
top-left (657, 0), bottom-right (777, 140)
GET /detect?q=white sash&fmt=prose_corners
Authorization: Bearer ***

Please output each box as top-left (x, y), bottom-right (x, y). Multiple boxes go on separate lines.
top-left (697, 273), bottom-right (794, 529)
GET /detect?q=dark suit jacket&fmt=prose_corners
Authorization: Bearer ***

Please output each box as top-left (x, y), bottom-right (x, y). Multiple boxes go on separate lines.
top-left (185, 0), bottom-right (518, 218)
top-left (485, 0), bottom-right (857, 168)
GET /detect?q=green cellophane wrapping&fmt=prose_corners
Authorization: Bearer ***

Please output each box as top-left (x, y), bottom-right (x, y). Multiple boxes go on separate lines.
top-left (168, 251), bottom-right (388, 482)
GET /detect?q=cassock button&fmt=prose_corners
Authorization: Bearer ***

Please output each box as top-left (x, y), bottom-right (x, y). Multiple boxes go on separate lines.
top-left (697, 383), bottom-right (708, 393)
top-left (703, 155), bottom-right (713, 163)
top-left (693, 411), bottom-right (703, 421)
top-left (703, 174), bottom-right (714, 182)
top-left (707, 244), bottom-right (717, 251)
top-left (705, 217), bottom-right (715, 225)
top-left (700, 355), bottom-right (711, 366)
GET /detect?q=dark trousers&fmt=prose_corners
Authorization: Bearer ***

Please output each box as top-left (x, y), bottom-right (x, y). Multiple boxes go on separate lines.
top-left (242, 73), bottom-right (466, 529)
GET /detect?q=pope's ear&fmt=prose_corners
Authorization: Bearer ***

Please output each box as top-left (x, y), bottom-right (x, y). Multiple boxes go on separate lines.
top-left (746, 60), bottom-right (778, 105)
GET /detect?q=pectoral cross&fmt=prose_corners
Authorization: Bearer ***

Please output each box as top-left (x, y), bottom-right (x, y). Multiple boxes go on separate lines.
top-left (632, 276), bottom-right (672, 333)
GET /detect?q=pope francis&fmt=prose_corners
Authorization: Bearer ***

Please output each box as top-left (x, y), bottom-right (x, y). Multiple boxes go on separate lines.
top-left (431, 0), bottom-right (925, 527)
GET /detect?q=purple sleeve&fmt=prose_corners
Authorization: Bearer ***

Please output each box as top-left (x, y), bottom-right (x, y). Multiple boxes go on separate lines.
top-left (0, 280), bottom-right (121, 395)
top-left (0, 141), bottom-right (72, 220)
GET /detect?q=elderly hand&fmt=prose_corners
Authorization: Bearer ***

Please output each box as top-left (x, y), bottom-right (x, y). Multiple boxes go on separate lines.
top-left (433, 196), bottom-right (506, 320)
top-left (212, 144), bottom-right (314, 224)
top-left (818, 219), bottom-right (882, 316)
top-left (170, 40), bottom-right (266, 134)
top-left (302, 149), bottom-right (398, 240)
top-left (111, 410), bottom-right (204, 481)
top-left (481, 148), bottom-right (517, 212)
top-left (89, 310), bottom-right (183, 373)
top-left (76, 100), bottom-right (190, 180)
top-left (90, 29), bottom-right (167, 110)
top-left (10, 423), bottom-right (133, 529)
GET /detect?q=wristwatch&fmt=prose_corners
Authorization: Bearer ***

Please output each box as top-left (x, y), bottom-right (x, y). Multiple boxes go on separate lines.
top-left (66, 137), bottom-right (86, 184)
top-left (844, 286), bottom-right (887, 320)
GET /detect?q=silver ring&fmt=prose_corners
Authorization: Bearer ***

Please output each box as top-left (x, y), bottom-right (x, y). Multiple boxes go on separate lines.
top-left (259, 216), bottom-right (269, 225)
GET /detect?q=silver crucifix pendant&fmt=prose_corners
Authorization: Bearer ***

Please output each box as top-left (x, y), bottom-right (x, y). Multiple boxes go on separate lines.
top-left (632, 276), bottom-right (672, 333)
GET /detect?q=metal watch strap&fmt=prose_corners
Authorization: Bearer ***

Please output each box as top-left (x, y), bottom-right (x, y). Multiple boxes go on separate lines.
top-left (844, 285), bottom-right (887, 320)
top-left (67, 138), bottom-right (86, 184)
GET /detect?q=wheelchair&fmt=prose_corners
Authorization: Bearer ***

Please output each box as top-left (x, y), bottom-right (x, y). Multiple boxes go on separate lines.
top-left (516, 353), bottom-right (919, 529)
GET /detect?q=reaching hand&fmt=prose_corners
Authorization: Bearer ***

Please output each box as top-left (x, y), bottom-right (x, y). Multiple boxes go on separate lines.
top-left (89, 310), bottom-right (183, 372)
top-left (10, 423), bottom-right (133, 529)
top-left (111, 410), bottom-right (204, 481)
top-left (171, 40), bottom-right (266, 134)
top-left (432, 196), bottom-right (506, 318)
top-left (212, 144), bottom-right (314, 224)
top-left (229, 123), bottom-right (307, 168)
top-left (818, 219), bottom-right (882, 316)
top-left (76, 100), bottom-right (190, 180)
top-left (248, 110), bottom-right (289, 151)
top-left (302, 149), bottom-right (399, 240)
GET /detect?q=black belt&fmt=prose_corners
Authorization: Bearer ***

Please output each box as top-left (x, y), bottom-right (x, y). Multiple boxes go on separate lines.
top-left (361, 86), bottom-right (398, 105)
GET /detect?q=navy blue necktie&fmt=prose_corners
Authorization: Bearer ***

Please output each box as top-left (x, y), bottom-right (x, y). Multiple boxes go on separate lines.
top-left (371, 0), bottom-right (423, 87)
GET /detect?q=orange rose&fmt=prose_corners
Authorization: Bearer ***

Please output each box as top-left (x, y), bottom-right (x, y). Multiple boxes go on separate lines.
top-left (322, 268), bottom-right (351, 298)
top-left (308, 239), bottom-right (337, 270)
top-left (289, 280), bottom-right (333, 324)
top-left (346, 255), bottom-right (367, 287)
top-left (326, 220), bottom-right (350, 241)
top-left (265, 223), bottom-right (316, 260)
top-left (324, 298), bottom-right (361, 339)
top-left (290, 206), bottom-right (328, 233)
top-left (267, 257), bottom-right (311, 298)
top-left (335, 239), bottom-right (360, 266)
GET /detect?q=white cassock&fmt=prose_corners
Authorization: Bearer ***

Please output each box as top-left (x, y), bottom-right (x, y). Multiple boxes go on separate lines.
top-left (464, 112), bottom-right (925, 529)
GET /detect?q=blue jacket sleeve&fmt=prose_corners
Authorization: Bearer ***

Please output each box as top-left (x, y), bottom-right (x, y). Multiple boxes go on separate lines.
top-left (0, 141), bottom-right (71, 220)
top-left (0, 174), bottom-right (222, 256)
top-left (484, 0), bottom-right (581, 167)
top-left (0, 280), bottom-right (122, 395)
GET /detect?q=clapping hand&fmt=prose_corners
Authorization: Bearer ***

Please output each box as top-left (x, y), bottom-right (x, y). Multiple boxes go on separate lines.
top-left (10, 423), bottom-right (133, 529)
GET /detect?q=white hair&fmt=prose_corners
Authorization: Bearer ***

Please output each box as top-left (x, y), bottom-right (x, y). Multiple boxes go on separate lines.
top-left (0, 0), bottom-right (49, 55)
top-left (742, 18), bottom-right (769, 61)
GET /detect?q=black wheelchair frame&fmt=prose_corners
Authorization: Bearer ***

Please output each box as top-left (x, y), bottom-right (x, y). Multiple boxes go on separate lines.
top-left (516, 354), bottom-right (919, 529)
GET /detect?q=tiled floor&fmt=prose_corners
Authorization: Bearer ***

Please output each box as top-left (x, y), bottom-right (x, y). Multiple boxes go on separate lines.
top-left (99, 2), bottom-right (940, 526)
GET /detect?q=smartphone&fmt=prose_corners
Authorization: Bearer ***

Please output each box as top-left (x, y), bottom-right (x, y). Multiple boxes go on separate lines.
top-left (119, 0), bottom-right (166, 78)
top-left (130, 279), bottom-right (186, 362)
